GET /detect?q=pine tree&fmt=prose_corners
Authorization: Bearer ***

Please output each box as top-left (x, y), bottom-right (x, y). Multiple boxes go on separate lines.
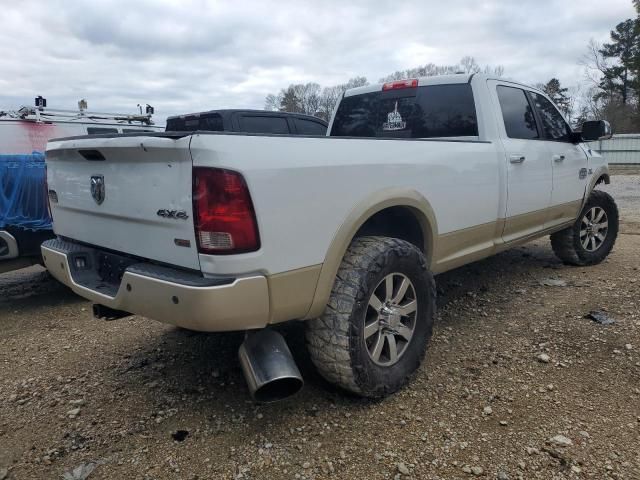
top-left (599, 18), bottom-right (639, 105)
top-left (279, 87), bottom-right (301, 113)
top-left (542, 78), bottom-right (570, 115)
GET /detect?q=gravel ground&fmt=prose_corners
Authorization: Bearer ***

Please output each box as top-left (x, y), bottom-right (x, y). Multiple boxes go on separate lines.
top-left (1, 176), bottom-right (639, 480)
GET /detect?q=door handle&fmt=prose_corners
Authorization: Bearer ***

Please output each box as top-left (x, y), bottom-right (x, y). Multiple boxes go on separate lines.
top-left (509, 155), bottom-right (526, 164)
top-left (553, 154), bottom-right (566, 162)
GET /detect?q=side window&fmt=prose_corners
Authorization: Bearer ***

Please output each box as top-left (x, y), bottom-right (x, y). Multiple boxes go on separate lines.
top-left (86, 127), bottom-right (118, 134)
top-left (412, 84), bottom-right (478, 137)
top-left (198, 114), bottom-right (224, 132)
top-left (496, 86), bottom-right (539, 140)
top-left (295, 118), bottom-right (327, 135)
top-left (238, 115), bottom-right (290, 134)
top-left (530, 93), bottom-right (572, 142)
top-left (165, 113), bottom-right (224, 132)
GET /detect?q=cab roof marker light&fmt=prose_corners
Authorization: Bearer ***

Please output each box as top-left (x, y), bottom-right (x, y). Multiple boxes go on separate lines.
top-left (382, 79), bottom-right (418, 91)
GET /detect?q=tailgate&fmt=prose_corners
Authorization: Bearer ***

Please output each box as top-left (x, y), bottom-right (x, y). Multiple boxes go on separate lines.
top-left (46, 135), bottom-right (200, 270)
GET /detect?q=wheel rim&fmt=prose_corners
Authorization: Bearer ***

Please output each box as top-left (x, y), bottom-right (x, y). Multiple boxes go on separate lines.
top-left (580, 206), bottom-right (608, 252)
top-left (364, 273), bottom-right (417, 366)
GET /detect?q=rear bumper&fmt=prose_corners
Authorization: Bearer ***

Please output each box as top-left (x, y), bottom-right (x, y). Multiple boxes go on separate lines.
top-left (41, 239), bottom-right (270, 332)
top-left (0, 230), bottom-right (19, 259)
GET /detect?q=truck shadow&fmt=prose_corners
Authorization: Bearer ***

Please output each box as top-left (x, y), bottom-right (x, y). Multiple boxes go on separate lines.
top-left (0, 267), bottom-right (81, 319)
top-left (115, 240), bottom-right (566, 416)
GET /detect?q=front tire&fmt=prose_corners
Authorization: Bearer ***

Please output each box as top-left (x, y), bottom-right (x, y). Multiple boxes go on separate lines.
top-left (551, 190), bottom-right (619, 266)
top-left (305, 236), bottom-right (435, 398)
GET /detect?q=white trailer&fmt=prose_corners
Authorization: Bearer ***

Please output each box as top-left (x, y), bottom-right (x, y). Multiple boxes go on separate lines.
top-left (0, 99), bottom-right (164, 273)
top-left (0, 101), bottom-right (164, 154)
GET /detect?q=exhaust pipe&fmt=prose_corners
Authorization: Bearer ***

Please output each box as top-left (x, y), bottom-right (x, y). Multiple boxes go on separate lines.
top-left (238, 329), bottom-right (303, 402)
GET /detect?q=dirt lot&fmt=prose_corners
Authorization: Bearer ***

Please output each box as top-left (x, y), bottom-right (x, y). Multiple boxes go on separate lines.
top-left (1, 176), bottom-right (639, 480)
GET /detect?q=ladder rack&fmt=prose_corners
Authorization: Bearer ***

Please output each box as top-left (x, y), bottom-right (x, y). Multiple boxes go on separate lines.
top-left (0, 106), bottom-right (155, 125)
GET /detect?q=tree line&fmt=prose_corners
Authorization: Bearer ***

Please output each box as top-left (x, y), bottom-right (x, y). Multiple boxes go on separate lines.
top-left (264, 57), bottom-right (503, 121)
top-left (577, 1), bottom-right (640, 132)
top-left (265, 1), bottom-right (640, 132)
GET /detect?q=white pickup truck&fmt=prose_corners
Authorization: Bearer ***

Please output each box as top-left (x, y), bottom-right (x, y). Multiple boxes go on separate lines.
top-left (42, 74), bottom-right (617, 401)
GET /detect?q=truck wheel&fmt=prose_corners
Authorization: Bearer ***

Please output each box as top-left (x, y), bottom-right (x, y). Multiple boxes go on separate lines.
top-left (551, 190), bottom-right (619, 266)
top-left (305, 236), bottom-right (435, 398)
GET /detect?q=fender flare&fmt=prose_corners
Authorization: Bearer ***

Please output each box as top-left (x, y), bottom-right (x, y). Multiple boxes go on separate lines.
top-left (582, 165), bottom-right (610, 209)
top-left (303, 187), bottom-right (438, 319)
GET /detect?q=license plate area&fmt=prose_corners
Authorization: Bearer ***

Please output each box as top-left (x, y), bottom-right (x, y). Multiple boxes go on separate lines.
top-left (97, 251), bottom-right (137, 285)
top-left (66, 248), bottom-right (139, 298)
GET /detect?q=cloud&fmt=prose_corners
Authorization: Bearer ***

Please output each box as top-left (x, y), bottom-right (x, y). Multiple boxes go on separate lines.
top-left (0, 0), bottom-right (636, 123)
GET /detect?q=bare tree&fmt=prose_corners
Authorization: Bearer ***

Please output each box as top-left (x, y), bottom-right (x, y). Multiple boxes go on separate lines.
top-left (265, 58), bottom-right (504, 121)
top-left (317, 77), bottom-right (369, 120)
top-left (379, 57), bottom-right (504, 82)
top-left (293, 83), bottom-right (321, 115)
top-left (460, 56), bottom-right (481, 74)
top-left (264, 94), bottom-right (279, 111)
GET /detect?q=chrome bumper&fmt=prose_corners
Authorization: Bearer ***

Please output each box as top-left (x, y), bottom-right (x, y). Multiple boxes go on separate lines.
top-left (41, 239), bottom-right (269, 332)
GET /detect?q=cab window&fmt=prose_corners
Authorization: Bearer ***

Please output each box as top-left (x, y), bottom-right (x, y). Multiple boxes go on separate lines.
top-left (530, 93), bottom-right (572, 142)
top-left (87, 127), bottom-right (118, 134)
top-left (496, 86), bottom-right (539, 140)
top-left (295, 118), bottom-right (327, 135)
top-left (166, 113), bottom-right (224, 132)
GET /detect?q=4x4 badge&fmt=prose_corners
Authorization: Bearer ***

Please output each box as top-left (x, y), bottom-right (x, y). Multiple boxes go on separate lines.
top-left (579, 168), bottom-right (588, 180)
top-left (157, 209), bottom-right (189, 220)
top-left (90, 175), bottom-right (105, 205)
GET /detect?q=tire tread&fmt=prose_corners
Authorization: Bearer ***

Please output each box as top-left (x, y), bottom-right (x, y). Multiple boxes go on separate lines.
top-left (305, 236), bottom-right (435, 397)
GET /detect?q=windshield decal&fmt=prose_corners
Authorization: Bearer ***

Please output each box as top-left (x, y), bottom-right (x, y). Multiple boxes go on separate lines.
top-left (382, 101), bottom-right (407, 131)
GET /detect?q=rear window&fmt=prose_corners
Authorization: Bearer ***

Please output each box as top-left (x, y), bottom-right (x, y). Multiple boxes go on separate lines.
top-left (166, 113), bottom-right (224, 132)
top-left (331, 84), bottom-right (478, 138)
top-left (295, 118), bottom-right (327, 135)
top-left (238, 115), bottom-right (290, 134)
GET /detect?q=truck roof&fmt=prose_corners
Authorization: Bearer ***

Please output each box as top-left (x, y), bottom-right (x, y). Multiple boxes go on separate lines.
top-left (344, 73), bottom-right (539, 98)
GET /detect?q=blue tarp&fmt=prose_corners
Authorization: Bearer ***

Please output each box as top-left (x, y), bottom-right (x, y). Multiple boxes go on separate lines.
top-left (0, 152), bottom-right (52, 230)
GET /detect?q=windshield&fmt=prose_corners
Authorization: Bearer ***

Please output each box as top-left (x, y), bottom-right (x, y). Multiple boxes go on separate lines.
top-left (331, 84), bottom-right (478, 139)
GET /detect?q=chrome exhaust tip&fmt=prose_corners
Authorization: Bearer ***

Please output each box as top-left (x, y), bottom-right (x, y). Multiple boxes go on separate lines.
top-left (238, 329), bottom-right (303, 403)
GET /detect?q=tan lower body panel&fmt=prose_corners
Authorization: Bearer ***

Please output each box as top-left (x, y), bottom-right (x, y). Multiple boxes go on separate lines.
top-left (427, 200), bottom-right (582, 275)
top-left (545, 200), bottom-right (582, 230)
top-left (267, 264), bottom-right (321, 324)
top-left (431, 221), bottom-right (497, 274)
top-left (305, 200), bottom-right (583, 320)
top-left (502, 200), bottom-right (581, 244)
top-left (502, 208), bottom-right (549, 244)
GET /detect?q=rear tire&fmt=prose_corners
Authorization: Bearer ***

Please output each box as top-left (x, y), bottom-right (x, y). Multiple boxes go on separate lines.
top-left (305, 236), bottom-right (435, 398)
top-left (551, 190), bottom-right (618, 266)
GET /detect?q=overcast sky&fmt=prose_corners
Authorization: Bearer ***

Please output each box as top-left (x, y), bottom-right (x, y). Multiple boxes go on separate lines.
top-left (0, 0), bottom-right (636, 124)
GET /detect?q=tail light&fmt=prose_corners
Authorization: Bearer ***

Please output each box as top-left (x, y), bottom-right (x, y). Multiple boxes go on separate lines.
top-left (382, 79), bottom-right (418, 91)
top-left (192, 167), bottom-right (260, 254)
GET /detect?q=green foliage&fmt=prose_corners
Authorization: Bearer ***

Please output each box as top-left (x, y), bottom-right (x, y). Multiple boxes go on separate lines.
top-left (541, 78), bottom-right (571, 116)
top-left (599, 18), bottom-right (639, 105)
top-left (582, 4), bottom-right (640, 133)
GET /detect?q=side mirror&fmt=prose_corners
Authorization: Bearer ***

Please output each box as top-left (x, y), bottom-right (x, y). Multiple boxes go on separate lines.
top-left (580, 120), bottom-right (612, 141)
